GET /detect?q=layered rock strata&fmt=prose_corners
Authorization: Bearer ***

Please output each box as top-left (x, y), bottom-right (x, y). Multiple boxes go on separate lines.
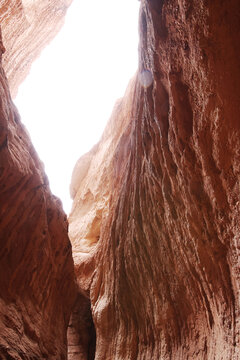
top-left (0, 0), bottom-right (73, 97)
top-left (69, 0), bottom-right (240, 359)
top-left (0, 27), bottom-right (76, 359)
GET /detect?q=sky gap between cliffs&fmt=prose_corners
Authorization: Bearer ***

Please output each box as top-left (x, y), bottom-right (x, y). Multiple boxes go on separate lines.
top-left (15, 0), bottom-right (140, 213)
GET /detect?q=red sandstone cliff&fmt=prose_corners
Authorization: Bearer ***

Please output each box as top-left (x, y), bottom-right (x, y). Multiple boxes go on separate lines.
top-left (0, 0), bottom-right (240, 358)
top-left (69, 0), bottom-right (240, 359)
top-left (0, 2), bottom-right (76, 358)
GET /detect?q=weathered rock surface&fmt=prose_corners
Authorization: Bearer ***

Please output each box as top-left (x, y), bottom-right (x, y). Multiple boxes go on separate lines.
top-left (0, 0), bottom-right (73, 97)
top-left (69, 0), bottom-right (240, 359)
top-left (0, 25), bottom-right (76, 360)
top-left (67, 293), bottom-right (95, 360)
top-left (68, 78), bottom-right (137, 359)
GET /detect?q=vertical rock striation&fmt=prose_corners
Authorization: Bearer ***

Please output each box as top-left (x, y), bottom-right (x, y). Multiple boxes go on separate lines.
top-left (0, 20), bottom-right (76, 360)
top-left (69, 0), bottom-right (240, 359)
top-left (68, 78), bottom-right (137, 359)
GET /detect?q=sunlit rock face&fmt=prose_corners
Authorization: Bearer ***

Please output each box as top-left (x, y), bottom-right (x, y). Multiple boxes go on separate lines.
top-left (69, 0), bottom-right (240, 359)
top-left (68, 79), bottom-right (136, 359)
top-left (0, 0), bottom-right (73, 97)
top-left (0, 20), bottom-right (76, 360)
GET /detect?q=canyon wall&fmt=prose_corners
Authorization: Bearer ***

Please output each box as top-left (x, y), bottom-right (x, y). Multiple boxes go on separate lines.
top-left (0, 1), bottom-right (76, 359)
top-left (69, 0), bottom-right (240, 359)
top-left (0, 0), bottom-right (73, 97)
top-left (0, 0), bottom-right (239, 358)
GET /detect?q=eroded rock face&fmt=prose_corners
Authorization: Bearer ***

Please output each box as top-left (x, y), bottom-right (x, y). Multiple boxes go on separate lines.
top-left (67, 293), bottom-right (95, 360)
top-left (0, 28), bottom-right (76, 359)
top-left (68, 80), bottom-right (136, 359)
top-left (69, 0), bottom-right (240, 359)
top-left (0, 0), bottom-right (73, 97)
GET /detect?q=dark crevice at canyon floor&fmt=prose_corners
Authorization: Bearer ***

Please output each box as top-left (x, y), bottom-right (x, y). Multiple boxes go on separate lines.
top-left (0, 0), bottom-right (240, 359)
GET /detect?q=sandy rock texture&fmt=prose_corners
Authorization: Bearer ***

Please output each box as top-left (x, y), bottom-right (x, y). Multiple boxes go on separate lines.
top-left (68, 80), bottom-right (136, 359)
top-left (67, 293), bottom-right (95, 360)
top-left (0, 0), bottom-right (73, 97)
top-left (0, 27), bottom-right (76, 360)
top-left (69, 0), bottom-right (240, 359)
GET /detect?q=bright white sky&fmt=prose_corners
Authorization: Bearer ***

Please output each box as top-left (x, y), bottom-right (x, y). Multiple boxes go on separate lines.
top-left (15, 0), bottom-right (140, 214)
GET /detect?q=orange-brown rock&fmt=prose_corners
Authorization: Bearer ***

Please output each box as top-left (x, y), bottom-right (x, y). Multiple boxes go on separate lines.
top-left (67, 293), bottom-right (95, 360)
top-left (0, 0), bottom-right (73, 97)
top-left (0, 27), bottom-right (76, 360)
top-left (69, 0), bottom-right (240, 359)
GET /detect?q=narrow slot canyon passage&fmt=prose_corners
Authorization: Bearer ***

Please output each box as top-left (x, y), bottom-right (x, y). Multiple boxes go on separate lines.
top-left (67, 293), bottom-right (96, 359)
top-left (13, 2), bottom-right (140, 358)
top-left (13, 2), bottom-right (140, 359)
top-left (0, 0), bottom-right (240, 359)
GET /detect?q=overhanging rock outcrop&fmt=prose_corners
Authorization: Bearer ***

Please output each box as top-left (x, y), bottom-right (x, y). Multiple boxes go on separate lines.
top-left (0, 0), bottom-right (73, 97)
top-left (69, 0), bottom-right (240, 359)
